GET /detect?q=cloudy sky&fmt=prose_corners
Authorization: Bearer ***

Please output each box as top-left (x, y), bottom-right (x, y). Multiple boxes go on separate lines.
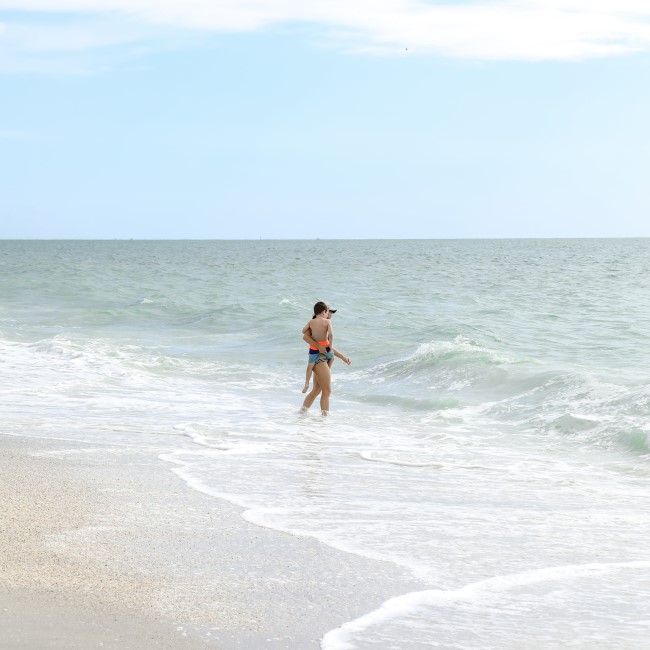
top-left (2, 1), bottom-right (650, 238)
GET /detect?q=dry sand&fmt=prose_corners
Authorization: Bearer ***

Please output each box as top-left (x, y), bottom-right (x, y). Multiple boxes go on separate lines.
top-left (0, 434), bottom-right (422, 649)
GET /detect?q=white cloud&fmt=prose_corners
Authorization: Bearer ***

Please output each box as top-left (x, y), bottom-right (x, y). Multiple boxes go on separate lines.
top-left (2, 20), bottom-right (149, 53)
top-left (1, 0), bottom-right (650, 61)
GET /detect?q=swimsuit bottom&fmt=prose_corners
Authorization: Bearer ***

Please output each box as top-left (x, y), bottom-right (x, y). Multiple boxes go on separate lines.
top-left (313, 349), bottom-right (334, 365)
top-left (309, 345), bottom-right (333, 364)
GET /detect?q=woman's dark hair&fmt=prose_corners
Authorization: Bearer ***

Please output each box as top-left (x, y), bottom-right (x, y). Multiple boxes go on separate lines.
top-left (312, 301), bottom-right (328, 319)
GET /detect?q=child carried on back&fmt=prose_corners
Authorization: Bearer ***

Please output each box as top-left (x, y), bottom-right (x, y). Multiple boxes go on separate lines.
top-left (302, 301), bottom-right (351, 393)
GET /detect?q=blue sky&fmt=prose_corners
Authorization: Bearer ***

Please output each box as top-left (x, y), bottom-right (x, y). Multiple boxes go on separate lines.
top-left (2, 1), bottom-right (650, 239)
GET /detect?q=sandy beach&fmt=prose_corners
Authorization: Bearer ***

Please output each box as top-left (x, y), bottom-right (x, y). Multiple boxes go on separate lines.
top-left (0, 433), bottom-right (421, 649)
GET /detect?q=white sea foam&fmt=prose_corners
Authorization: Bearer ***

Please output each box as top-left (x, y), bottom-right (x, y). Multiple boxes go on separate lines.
top-left (321, 561), bottom-right (650, 650)
top-left (358, 451), bottom-right (446, 468)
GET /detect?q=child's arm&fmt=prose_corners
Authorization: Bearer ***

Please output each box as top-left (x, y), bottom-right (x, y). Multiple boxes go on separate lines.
top-left (331, 347), bottom-right (351, 365)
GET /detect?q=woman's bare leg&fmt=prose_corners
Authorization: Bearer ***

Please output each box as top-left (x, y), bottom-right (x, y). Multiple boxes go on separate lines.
top-left (301, 373), bottom-right (321, 410)
top-left (311, 362), bottom-right (331, 415)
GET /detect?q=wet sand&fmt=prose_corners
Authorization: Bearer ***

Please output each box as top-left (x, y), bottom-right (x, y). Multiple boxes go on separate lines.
top-left (0, 434), bottom-right (422, 649)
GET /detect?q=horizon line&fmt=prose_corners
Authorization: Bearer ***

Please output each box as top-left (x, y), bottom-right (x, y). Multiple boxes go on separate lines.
top-left (2, 236), bottom-right (649, 242)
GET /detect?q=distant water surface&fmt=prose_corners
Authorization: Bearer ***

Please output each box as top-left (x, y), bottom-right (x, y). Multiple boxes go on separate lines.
top-left (2, 239), bottom-right (650, 648)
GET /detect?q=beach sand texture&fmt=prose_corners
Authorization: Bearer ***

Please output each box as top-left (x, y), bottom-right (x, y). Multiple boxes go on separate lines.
top-left (0, 434), bottom-right (421, 649)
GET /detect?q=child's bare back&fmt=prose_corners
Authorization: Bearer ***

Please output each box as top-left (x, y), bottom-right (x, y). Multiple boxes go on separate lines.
top-left (305, 317), bottom-right (331, 344)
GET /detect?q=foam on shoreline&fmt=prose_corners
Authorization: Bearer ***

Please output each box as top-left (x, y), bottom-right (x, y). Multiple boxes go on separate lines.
top-left (0, 433), bottom-right (421, 649)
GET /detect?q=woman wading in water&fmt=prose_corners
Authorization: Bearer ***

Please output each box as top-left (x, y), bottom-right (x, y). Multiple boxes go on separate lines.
top-left (301, 302), bottom-right (350, 416)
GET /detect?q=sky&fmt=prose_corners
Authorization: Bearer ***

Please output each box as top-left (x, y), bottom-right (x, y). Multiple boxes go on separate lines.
top-left (1, 1), bottom-right (650, 239)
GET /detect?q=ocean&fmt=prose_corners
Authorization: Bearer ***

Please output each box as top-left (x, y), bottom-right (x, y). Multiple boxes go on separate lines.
top-left (2, 238), bottom-right (650, 648)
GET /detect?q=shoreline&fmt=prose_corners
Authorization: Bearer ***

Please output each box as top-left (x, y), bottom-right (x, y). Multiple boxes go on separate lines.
top-left (0, 433), bottom-right (422, 649)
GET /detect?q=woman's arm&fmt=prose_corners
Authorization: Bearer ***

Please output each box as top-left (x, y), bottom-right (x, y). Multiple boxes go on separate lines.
top-left (303, 328), bottom-right (326, 353)
top-left (331, 347), bottom-right (351, 365)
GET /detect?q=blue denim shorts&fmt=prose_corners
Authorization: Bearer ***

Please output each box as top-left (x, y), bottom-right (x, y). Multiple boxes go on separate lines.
top-left (309, 347), bottom-right (333, 364)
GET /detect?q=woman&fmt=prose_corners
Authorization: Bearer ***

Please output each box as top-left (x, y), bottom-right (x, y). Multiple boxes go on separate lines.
top-left (302, 303), bottom-right (350, 393)
top-left (301, 302), bottom-right (350, 415)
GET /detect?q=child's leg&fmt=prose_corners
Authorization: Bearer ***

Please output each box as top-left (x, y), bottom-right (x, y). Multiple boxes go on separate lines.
top-left (302, 362), bottom-right (315, 393)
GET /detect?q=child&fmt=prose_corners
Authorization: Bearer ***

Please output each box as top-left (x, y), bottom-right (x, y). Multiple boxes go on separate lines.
top-left (302, 302), bottom-right (351, 393)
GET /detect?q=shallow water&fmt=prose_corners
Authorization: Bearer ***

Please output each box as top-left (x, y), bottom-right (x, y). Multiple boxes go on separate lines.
top-left (2, 239), bottom-right (650, 648)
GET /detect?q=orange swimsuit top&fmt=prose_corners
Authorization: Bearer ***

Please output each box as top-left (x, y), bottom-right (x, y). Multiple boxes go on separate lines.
top-left (309, 339), bottom-right (330, 352)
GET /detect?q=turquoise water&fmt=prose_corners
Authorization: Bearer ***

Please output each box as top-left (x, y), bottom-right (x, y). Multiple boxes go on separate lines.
top-left (2, 239), bottom-right (650, 648)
